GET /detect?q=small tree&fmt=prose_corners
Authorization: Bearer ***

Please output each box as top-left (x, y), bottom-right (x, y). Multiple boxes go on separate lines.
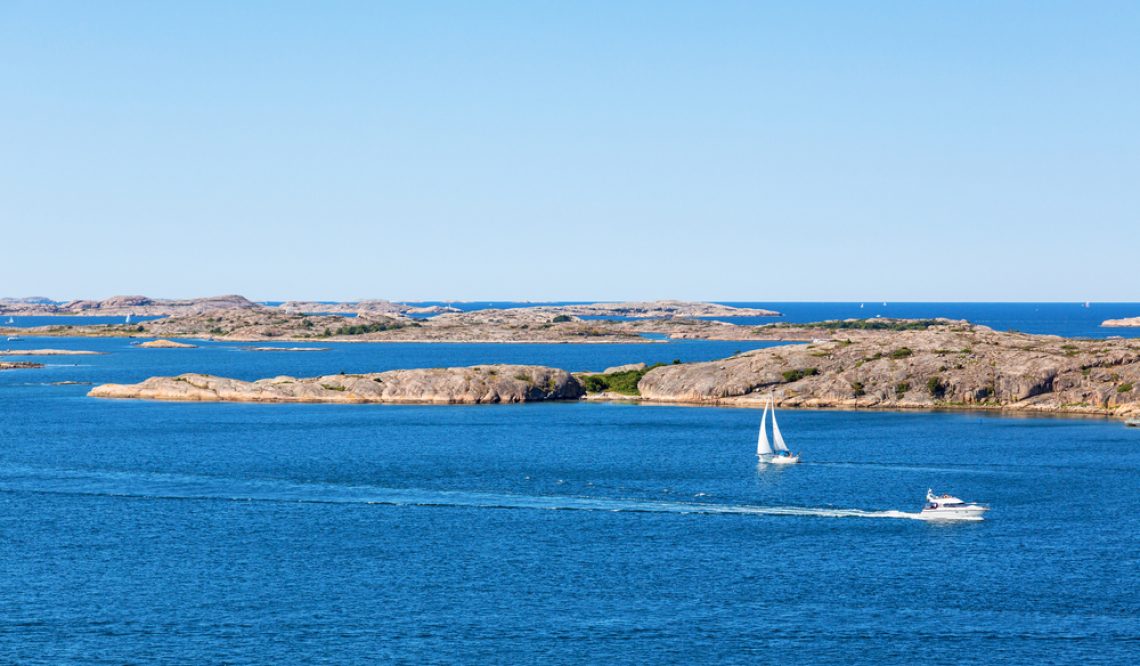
top-left (927, 376), bottom-right (946, 399)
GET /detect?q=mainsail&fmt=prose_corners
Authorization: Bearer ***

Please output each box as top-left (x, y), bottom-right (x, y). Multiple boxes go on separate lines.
top-left (756, 399), bottom-right (773, 456)
top-left (771, 405), bottom-right (789, 453)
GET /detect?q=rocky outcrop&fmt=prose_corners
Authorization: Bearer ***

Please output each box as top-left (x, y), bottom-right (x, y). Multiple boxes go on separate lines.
top-left (637, 323), bottom-right (1140, 418)
top-left (0, 361), bottom-right (43, 370)
top-left (1102, 317), bottom-right (1140, 327)
top-left (140, 310), bottom-right (413, 341)
top-left (89, 365), bottom-right (584, 404)
top-left (134, 309), bottom-right (647, 343)
top-left (137, 339), bottom-right (198, 349)
top-left (0, 297), bottom-right (60, 315)
top-left (276, 300), bottom-right (412, 316)
top-left (543, 301), bottom-right (780, 318)
top-left (271, 300), bottom-right (778, 319)
top-left (2, 298), bottom-right (786, 343)
top-left (602, 362), bottom-right (647, 374)
top-left (1, 294), bottom-right (265, 316)
top-left (0, 296), bottom-right (55, 306)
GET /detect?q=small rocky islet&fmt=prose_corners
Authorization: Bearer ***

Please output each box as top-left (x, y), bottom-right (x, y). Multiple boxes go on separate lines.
top-left (1102, 316), bottom-right (1140, 327)
top-left (1, 361), bottom-right (44, 370)
top-left (136, 339), bottom-right (198, 349)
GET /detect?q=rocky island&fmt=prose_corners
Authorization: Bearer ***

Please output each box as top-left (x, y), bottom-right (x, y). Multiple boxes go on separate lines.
top-left (1102, 316), bottom-right (1140, 327)
top-left (1, 298), bottom-right (783, 344)
top-left (137, 339), bottom-right (199, 349)
top-left (89, 319), bottom-right (1140, 419)
top-left (494, 301), bottom-right (780, 318)
top-left (90, 365), bottom-right (583, 404)
top-left (0, 294), bottom-right (263, 316)
top-left (1, 361), bottom-right (43, 370)
top-left (637, 320), bottom-right (1140, 418)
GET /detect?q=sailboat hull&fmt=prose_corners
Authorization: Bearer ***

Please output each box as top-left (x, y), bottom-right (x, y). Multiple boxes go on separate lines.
top-left (759, 454), bottom-right (799, 465)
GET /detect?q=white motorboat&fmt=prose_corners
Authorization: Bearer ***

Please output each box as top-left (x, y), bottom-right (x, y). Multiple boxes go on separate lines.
top-left (6, 335), bottom-right (22, 342)
top-left (920, 489), bottom-right (988, 521)
top-left (756, 397), bottom-right (799, 465)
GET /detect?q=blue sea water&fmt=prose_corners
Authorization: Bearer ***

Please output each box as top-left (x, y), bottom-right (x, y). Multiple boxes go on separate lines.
top-left (1, 307), bottom-right (1139, 664)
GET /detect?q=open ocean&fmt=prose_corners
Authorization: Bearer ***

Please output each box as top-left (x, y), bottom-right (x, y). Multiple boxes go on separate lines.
top-left (1, 303), bottom-right (1138, 664)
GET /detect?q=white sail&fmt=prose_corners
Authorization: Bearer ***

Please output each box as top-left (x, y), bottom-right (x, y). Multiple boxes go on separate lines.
top-left (771, 404), bottom-right (789, 453)
top-left (756, 399), bottom-right (773, 456)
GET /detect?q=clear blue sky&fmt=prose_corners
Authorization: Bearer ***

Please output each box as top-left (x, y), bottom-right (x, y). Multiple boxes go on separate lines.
top-left (2, 1), bottom-right (1137, 302)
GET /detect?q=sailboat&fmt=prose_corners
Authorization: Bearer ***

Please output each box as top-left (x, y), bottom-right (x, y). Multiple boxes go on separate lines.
top-left (124, 313), bottom-right (133, 324)
top-left (5, 317), bottom-right (13, 324)
top-left (757, 397), bottom-right (799, 464)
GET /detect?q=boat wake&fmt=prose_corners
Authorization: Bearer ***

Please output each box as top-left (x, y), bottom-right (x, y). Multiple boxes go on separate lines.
top-left (0, 465), bottom-right (938, 521)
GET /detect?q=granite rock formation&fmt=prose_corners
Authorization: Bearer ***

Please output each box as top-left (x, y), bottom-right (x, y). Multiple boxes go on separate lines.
top-left (638, 322), bottom-right (1140, 417)
top-left (90, 365), bottom-right (584, 404)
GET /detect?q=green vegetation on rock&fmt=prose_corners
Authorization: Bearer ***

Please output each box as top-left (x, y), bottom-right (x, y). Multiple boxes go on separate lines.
top-left (334, 322), bottom-right (403, 336)
top-left (582, 363), bottom-right (666, 396)
top-left (805, 319), bottom-right (944, 331)
top-left (781, 368), bottom-right (819, 382)
top-left (927, 376), bottom-right (947, 398)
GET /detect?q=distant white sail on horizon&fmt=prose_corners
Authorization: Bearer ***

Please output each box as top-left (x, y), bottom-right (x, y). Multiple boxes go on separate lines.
top-left (757, 399), bottom-right (773, 456)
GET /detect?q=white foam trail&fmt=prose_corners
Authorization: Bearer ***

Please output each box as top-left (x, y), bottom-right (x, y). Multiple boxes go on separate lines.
top-left (0, 465), bottom-right (942, 521)
top-left (811, 461), bottom-right (1014, 476)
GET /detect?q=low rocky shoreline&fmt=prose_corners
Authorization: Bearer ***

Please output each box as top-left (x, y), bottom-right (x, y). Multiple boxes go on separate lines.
top-left (1, 361), bottom-right (44, 370)
top-left (88, 320), bottom-right (1140, 419)
top-left (0, 349), bottom-right (103, 356)
top-left (90, 365), bottom-right (583, 404)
